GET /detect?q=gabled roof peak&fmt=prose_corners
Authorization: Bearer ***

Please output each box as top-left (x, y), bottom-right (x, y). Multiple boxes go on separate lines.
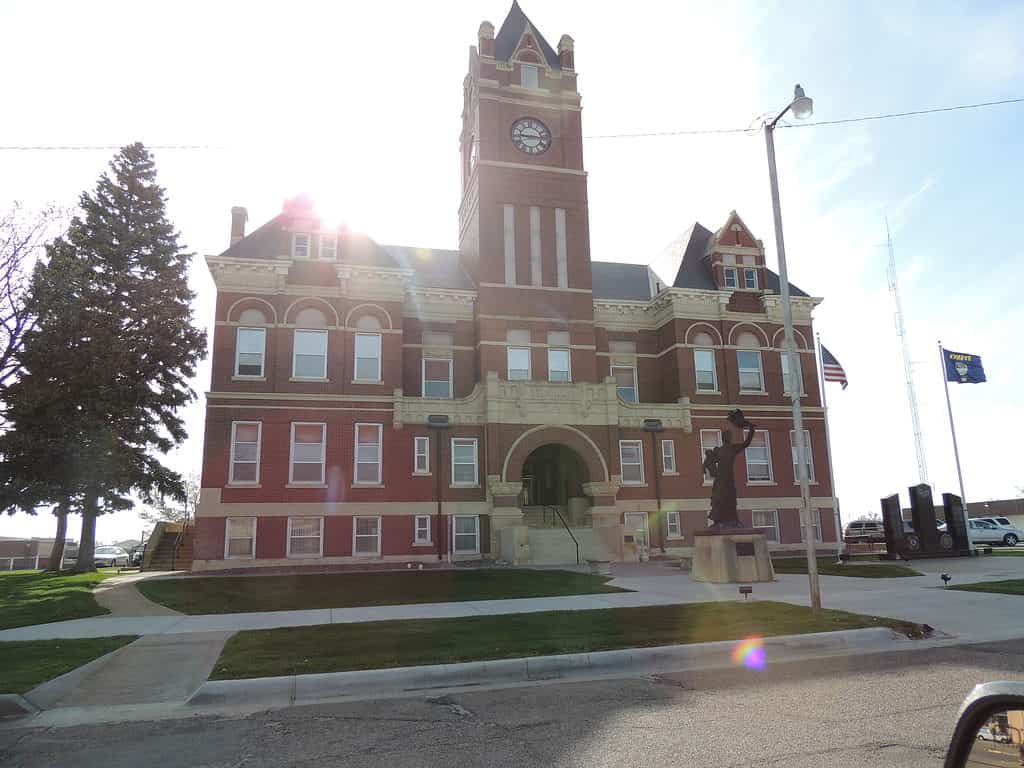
top-left (494, 1), bottom-right (561, 70)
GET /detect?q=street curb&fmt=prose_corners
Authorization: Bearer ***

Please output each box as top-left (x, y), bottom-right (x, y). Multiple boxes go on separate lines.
top-left (0, 695), bottom-right (38, 719)
top-left (189, 626), bottom-right (909, 709)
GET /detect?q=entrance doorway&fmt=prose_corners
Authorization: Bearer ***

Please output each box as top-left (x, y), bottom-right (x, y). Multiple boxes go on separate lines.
top-left (520, 444), bottom-right (591, 526)
top-left (623, 511), bottom-right (649, 562)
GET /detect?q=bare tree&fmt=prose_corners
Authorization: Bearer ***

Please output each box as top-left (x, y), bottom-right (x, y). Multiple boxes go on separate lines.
top-left (139, 471), bottom-right (200, 525)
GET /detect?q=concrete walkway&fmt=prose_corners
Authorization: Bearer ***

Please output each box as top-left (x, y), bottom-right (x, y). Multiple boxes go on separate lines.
top-left (93, 572), bottom-right (183, 617)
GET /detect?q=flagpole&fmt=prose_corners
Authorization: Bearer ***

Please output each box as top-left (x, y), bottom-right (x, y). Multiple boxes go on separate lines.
top-left (816, 334), bottom-right (844, 563)
top-left (938, 341), bottom-right (967, 504)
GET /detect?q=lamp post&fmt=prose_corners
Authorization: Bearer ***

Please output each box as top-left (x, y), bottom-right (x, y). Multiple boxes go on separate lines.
top-left (764, 84), bottom-right (821, 612)
top-left (643, 418), bottom-right (666, 553)
top-left (428, 415), bottom-right (451, 562)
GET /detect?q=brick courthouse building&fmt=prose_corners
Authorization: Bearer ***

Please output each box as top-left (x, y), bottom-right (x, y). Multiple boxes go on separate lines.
top-left (193, 2), bottom-right (839, 570)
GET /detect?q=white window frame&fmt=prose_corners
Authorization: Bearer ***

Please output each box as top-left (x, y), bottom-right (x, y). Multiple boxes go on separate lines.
top-left (790, 429), bottom-right (815, 483)
top-left (752, 509), bottom-right (779, 542)
top-left (289, 422), bottom-right (326, 485)
top-left (743, 267), bottom-right (758, 290)
top-left (234, 327), bottom-right (266, 378)
top-left (611, 365), bottom-right (638, 403)
top-left (414, 514), bottom-right (432, 545)
top-left (354, 423), bottom-right (383, 485)
top-left (352, 515), bottom-right (382, 557)
top-left (548, 347), bottom-right (571, 383)
top-left (661, 439), bottom-right (677, 474)
top-left (229, 421), bottom-right (262, 485)
top-left (800, 509), bottom-right (824, 543)
top-left (723, 266), bottom-right (738, 288)
top-left (286, 516), bottom-right (324, 559)
top-left (224, 517), bottom-right (256, 560)
top-left (453, 514), bottom-right (481, 554)
top-left (737, 350), bottom-right (765, 393)
top-left (318, 233), bottom-right (337, 260)
top-left (781, 352), bottom-right (804, 395)
top-left (745, 429), bottom-right (774, 483)
top-left (451, 438), bottom-right (479, 487)
top-left (422, 357), bottom-right (453, 399)
top-left (667, 511), bottom-right (682, 539)
top-left (292, 232), bottom-right (311, 259)
top-left (693, 348), bottom-right (718, 393)
top-left (292, 329), bottom-right (328, 380)
top-left (354, 332), bottom-right (382, 382)
top-left (507, 346), bottom-right (531, 381)
top-left (413, 436), bottom-right (430, 475)
top-left (520, 63), bottom-right (539, 89)
top-left (619, 440), bottom-right (645, 485)
top-left (700, 429), bottom-right (723, 485)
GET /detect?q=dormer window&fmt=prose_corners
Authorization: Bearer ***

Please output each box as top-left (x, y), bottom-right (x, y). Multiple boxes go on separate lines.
top-left (520, 64), bottom-right (539, 89)
top-left (292, 233), bottom-right (310, 259)
top-left (743, 267), bottom-right (758, 290)
top-left (319, 233), bottom-right (337, 261)
top-left (723, 266), bottom-right (738, 289)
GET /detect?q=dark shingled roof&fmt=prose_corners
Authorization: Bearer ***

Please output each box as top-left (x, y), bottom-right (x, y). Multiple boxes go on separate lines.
top-left (591, 262), bottom-right (656, 301)
top-left (494, 1), bottom-right (561, 70)
top-left (381, 245), bottom-right (475, 291)
top-left (218, 214), bottom-right (287, 261)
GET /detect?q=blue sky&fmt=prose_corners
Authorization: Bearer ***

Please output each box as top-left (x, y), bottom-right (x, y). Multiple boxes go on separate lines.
top-left (0, 0), bottom-right (1021, 541)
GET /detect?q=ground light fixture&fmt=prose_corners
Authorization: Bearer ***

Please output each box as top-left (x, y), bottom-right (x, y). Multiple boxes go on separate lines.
top-left (642, 418), bottom-right (665, 553)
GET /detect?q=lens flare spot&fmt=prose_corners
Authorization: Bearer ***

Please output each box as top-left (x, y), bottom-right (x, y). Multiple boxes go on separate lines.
top-left (732, 636), bottom-right (766, 670)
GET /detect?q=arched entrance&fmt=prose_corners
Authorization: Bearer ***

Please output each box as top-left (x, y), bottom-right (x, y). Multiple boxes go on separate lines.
top-left (521, 444), bottom-right (588, 508)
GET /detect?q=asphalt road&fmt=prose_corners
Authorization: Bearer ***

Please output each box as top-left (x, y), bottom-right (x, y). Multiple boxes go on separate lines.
top-left (2, 639), bottom-right (1023, 768)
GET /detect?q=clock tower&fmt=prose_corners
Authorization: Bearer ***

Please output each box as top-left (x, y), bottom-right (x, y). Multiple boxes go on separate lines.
top-left (459, 2), bottom-right (597, 383)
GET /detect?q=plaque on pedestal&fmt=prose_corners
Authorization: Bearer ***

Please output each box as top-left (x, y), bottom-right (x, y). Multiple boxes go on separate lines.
top-left (691, 529), bottom-right (775, 583)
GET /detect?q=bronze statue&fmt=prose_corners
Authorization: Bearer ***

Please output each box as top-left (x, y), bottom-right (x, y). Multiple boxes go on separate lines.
top-left (702, 409), bottom-right (757, 529)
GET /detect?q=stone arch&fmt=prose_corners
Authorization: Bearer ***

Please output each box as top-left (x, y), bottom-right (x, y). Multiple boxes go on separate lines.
top-left (770, 328), bottom-right (809, 349)
top-left (226, 296), bottom-right (278, 324)
top-left (685, 322), bottom-right (723, 346)
top-left (502, 425), bottom-right (609, 484)
top-left (344, 302), bottom-right (394, 330)
top-left (727, 322), bottom-right (770, 347)
top-left (283, 296), bottom-right (340, 328)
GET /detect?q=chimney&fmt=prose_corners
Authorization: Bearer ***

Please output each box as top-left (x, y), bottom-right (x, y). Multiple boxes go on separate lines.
top-left (230, 206), bottom-right (248, 246)
top-left (558, 34), bottom-right (574, 70)
top-left (478, 21), bottom-right (495, 57)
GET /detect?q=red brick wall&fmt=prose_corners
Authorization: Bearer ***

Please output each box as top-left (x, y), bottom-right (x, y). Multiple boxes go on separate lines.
top-left (193, 517), bottom-right (225, 560)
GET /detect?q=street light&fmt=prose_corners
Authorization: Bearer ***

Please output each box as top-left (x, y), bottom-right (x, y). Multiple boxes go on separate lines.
top-left (427, 415), bottom-right (451, 562)
top-left (764, 83), bottom-right (821, 612)
top-left (643, 418), bottom-right (665, 554)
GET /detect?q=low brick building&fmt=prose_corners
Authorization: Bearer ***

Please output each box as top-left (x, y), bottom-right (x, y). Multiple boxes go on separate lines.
top-left (194, 3), bottom-right (839, 570)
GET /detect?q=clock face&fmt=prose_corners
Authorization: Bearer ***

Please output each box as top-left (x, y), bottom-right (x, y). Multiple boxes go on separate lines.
top-left (511, 117), bottom-right (552, 155)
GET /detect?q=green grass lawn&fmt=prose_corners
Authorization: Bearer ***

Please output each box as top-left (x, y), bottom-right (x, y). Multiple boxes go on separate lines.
top-left (210, 601), bottom-right (925, 680)
top-left (0, 636), bottom-right (136, 694)
top-left (949, 579), bottom-right (1024, 595)
top-left (988, 549), bottom-right (1024, 556)
top-left (137, 569), bottom-right (627, 615)
top-left (772, 556), bottom-right (922, 578)
top-left (0, 571), bottom-right (112, 630)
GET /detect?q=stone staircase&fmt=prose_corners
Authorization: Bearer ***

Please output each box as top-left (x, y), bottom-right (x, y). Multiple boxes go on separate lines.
top-left (144, 525), bottom-right (194, 571)
top-left (521, 505), bottom-right (592, 529)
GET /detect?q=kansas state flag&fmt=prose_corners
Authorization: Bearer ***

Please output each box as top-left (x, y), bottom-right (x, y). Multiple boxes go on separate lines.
top-left (943, 348), bottom-right (987, 384)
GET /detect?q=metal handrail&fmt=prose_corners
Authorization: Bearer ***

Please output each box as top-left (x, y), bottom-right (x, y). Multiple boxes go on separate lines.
top-left (545, 505), bottom-right (580, 565)
top-left (170, 510), bottom-right (191, 571)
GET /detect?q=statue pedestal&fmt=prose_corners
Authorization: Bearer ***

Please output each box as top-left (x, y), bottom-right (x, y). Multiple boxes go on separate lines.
top-left (691, 529), bottom-right (774, 583)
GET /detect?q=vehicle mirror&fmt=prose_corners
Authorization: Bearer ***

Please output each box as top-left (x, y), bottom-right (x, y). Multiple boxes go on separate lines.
top-left (945, 683), bottom-right (1024, 767)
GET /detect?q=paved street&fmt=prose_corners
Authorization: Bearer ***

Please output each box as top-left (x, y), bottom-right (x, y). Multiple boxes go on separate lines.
top-left (3, 639), bottom-right (1022, 767)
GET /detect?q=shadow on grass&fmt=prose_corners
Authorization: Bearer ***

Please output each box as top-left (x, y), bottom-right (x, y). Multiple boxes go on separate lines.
top-left (0, 570), bottom-right (111, 630)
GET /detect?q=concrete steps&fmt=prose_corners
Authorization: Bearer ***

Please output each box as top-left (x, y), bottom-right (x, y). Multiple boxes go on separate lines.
top-left (144, 529), bottom-right (193, 571)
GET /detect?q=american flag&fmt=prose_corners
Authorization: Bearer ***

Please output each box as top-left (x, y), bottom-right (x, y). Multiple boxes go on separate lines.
top-left (821, 345), bottom-right (848, 389)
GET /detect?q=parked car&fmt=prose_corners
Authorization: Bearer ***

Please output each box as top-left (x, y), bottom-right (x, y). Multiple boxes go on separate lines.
top-left (967, 519), bottom-right (1012, 547)
top-left (844, 520), bottom-right (885, 542)
top-left (971, 517), bottom-right (1023, 547)
top-left (130, 546), bottom-right (145, 567)
top-left (976, 725), bottom-right (1011, 743)
top-left (93, 546), bottom-right (129, 568)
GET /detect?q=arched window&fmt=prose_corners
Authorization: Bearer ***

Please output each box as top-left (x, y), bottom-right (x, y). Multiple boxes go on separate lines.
top-left (294, 307), bottom-right (328, 328)
top-left (355, 314), bottom-right (382, 331)
top-left (238, 308), bottom-right (268, 325)
top-left (692, 331), bottom-right (718, 393)
top-left (736, 332), bottom-right (764, 392)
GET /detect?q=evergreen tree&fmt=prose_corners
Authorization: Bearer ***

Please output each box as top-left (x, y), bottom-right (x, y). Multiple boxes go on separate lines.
top-left (11, 143), bottom-right (206, 571)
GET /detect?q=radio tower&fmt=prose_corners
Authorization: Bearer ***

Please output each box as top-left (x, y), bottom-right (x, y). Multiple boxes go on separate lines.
top-left (886, 218), bottom-right (929, 485)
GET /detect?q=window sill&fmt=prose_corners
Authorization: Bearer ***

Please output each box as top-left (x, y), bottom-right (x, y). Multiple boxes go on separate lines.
top-left (352, 483), bottom-right (384, 488)
top-left (738, 390), bottom-right (768, 396)
top-left (621, 483), bottom-right (648, 488)
top-left (783, 393), bottom-right (810, 399)
top-left (793, 481), bottom-right (819, 486)
top-left (450, 484), bottom-right (480, 490)
top-left (412, 472), bottom-right (432, 477)
top-left (286, 482), bottom-right (328, 489)
top-left (420, 395), bottom-right (453, 400)
top-left (662, 471), bottom-right (679, 477)
top-left (412, 542), bottom-right (434, 547)
top-left (747, 480), bottom-right (777, 486)
top-left (232, 375), bottom-right (266, 382)
top-left (286, 554), bottom-right (323, 560)
top-left (352, 379), bottom-right (385, 385)
top-left (290, 377), bottom-right (329, 383)
top-left (226, 483), bottom-right (262, 489)
top-left (695, 390), bottom-right (721, 396)
top-left (224, 556), bottom-right (254, 561)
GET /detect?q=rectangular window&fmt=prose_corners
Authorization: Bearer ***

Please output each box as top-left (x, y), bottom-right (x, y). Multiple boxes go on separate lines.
top-left (520, 63), bottom-right (539, 89)
top-left (667, 511), bottom-right (682, 539)
top-left (555, 208), bottom-right (568, 288)
top-left (292, 232), bottom-right (310, 259)
top-left (800, 509), bottom-right (823, 543)
top-left (745, 430), bottom-right (773, 482)
top-left (752, 510), bottom-right (779, 542)
top-left (422, 358), bottom-right (453, 398)
top-left (453, 515), bottom-right (480, 554)
top-left (723, 266), bottom-right (738, 288)
top-left (790, 430), bottom-right (815, 483)
top-left (737, 350), bottom-right (764, 392)
top-left (235, 327), bottom-right (266, 378)
top-left (503, 204), bottom-right (516, 286)
top-left (229, 421), bottom-right (261, 484)
top-left (354, 423), bottom-right (383, 485)
top-left (700, 429), bottom-right (723, 484)
top-left (529, 206), bottom-right (542, 287)
top-left (451, 438), bottom-right (479, 486)
top-left (354, 333), bottom-right (382, 382)
top-left (619, 440), bottom-right (644, 485)
top-left (292, 329), bottom-right (328, 379)
top-left (548, 348), bottom-right (571, 383)
top-left (612, 366), bottom-right (637, 403)
top-left (318, 233), bottom-right (337, 260)
top-left (508, 346), bottom-right (531, 381)
top-left (781, 353), bottom-right (804, 395)
top-left (290, 422), bottom-right (326, 484)
top-left (224, 517), bottom-right (255, 559)
top-left (415, 514), bottom-right (432, 544)
top-left (694, 348), bottom-right (717, 392)
top-left (413, 436), bottom-right (430, 475)
top-left (353, 516), bottom-right (381, 556)
top-left (743, 267), bottom-right (758, 290)
top-left (287, 517), bottom-right (323, 558)
top-left (661, 439), bottom-right (677, 474)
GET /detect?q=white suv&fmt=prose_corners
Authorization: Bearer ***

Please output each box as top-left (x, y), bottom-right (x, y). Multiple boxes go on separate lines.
top-left (971, 517), bottom-right (1023, 547)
